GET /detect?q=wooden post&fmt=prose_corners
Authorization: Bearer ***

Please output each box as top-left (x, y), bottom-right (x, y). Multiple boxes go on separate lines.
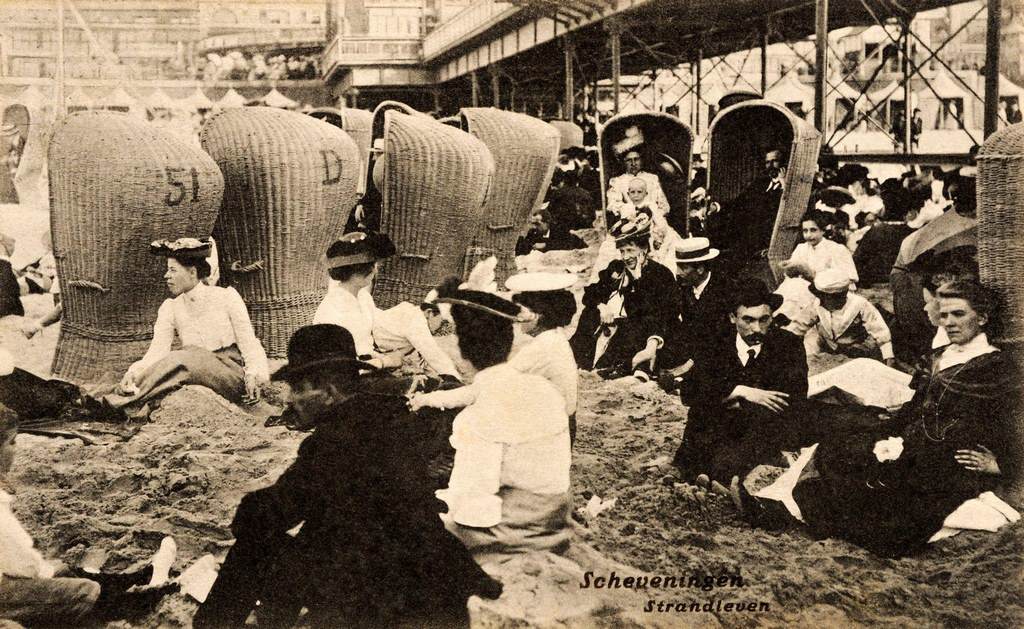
top-left (761, 24), bottom-right (769, 95)
top-left (984, 0), bottom-right (1001, 138)
top-left (695, 49), bottom-right (703, 134)
top-left (491, 69), bottom-right (501, 108)
top-left (902, 21), bottom-right (913, 153)
top-left (607, 19), bottom-right (622, 114)
top-left (470, 70), bottom-right (480, 107)
top-left (564, 35), bottom-right (575, 120)
top-left (813, 0), bottom-right (828, 133)
top-left (55, 0), bottom-right (65, 116)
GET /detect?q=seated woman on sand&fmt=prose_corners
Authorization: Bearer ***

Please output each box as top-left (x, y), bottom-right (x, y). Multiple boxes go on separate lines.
top-left (432, 288), bottom-right (573, 562)
top-left (104, 238), bottom-right (269, 417)
top-left (738, 280), bottom-right (1022, 558)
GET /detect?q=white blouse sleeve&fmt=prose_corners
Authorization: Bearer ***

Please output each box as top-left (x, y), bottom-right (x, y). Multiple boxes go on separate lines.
top-left (400, 307), bottom-right (461, 378)
top-left (131, 300), bottom-right (176, 375)
top-left (225, 287), bottom-right (270, 383)
top-left (441, 414), bottom-right (504, 528)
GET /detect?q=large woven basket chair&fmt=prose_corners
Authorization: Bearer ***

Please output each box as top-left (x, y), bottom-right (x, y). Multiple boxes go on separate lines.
top-left (599, 112), bottom-right (693, 235)
top-left (707, 99), bottom-right (820, 285)
top-left (307, 107), bottom-right (373, 188)
top-left (977, 122), bottom-right (1024, 354)
top-left (548, 120), bottom-right (584, 152)
top-left (458, 108), bottom-right (560, 282)
top-left (368, 103), bottom-right (494, 308)
top-left (49, 111), bottom-right (224, 383)
top-left (201, 107), bottom-right (361, 357)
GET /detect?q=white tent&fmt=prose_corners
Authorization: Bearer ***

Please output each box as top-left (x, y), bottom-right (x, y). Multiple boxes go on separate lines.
top-left (64, 86), bottom-right (94, 110)
top-left (98, 86), bottom-right (139, 111)
top-left (180, 87), bottom-right (215, 110)
top-left (146, 88), bottom-right (178, 110)
top-left (258, 88), bottom-right (298, 109)
top-left (928, 69), bottom-right (971, 100)
top-left (217, 88), bottom-right (247, 108)
top-left (15, 85), bottom-right (48, 111)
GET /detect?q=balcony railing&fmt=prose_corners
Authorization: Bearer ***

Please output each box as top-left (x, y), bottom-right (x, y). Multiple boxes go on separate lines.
top-left (199, 27), bottom-right (327, 53)
top-left (322, 35), bottom-right (422, 77)
top-left (422, 1), bottom-right (517, 61)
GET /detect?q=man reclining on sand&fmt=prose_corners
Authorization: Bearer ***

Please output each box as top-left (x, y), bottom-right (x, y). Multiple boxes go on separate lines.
top-left (0, 404), bottom-right (178, 625)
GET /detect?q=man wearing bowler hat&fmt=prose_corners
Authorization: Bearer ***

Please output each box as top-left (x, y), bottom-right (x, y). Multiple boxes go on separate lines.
top-left (195, 324), bottom-right (500, 629)
top-left (673, 279), bottom-right (808, 486)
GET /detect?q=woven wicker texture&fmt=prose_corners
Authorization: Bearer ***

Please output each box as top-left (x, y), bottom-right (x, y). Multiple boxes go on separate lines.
top-left (200, 107), bottom-right (361, 357)
top-left (707, 100), bottom-right (821, 285)
top-left (599, 112), bottom-right (694, 226)
top-left (307, 107), bottom-right (373, 183)
top-left (48, 111), bottom-right (224, 383)
top-left (370, 106), bottom-right (495, 308)
top-left (460, 108), bottom-right (560, 282)
top-left (548, 120), bottom-right (584, 151)
top-left (977, 122), bottom-right (1024, 349)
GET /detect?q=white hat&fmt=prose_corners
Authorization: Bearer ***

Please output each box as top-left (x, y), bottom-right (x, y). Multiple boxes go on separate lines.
top-left (673, 237), bottom-right (719, 264)
top-left (813, 268), bottom-right (852, 294)
top-left (505, 271), bottom-right (576, 293)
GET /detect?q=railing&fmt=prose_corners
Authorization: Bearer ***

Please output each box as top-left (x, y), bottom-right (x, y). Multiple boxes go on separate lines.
top-left (199, 27), bottom-right (327, 53)
top-left (422, 1), bottom-right (517, 60)
top-left (322, 35), bottom-right (422, 77)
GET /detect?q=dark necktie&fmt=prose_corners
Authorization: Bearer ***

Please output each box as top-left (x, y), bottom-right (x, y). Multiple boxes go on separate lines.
top-left (745, 348), bottom-right (757, 367)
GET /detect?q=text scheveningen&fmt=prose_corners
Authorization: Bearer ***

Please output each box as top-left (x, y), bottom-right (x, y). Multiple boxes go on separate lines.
top-left (579, 571), bottom-right (744, 591)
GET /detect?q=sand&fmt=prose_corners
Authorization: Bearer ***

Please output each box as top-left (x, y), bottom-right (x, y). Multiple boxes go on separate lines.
top-left (2, 249), bottom-right (1022, 627)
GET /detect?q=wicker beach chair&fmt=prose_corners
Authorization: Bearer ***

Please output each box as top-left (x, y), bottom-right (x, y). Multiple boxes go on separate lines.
top-left (367, 103), bottom-right (495, 308)
top-left (307, 107), bottom-right (373, 190)
top-left (977, 122), bottom-right (1024, 353)
top-left (548, 120), bottom-right (584, 152)
top-left (599, 112), bottom-right (694, 235)
top-left (457, 108), bottom-right (560, 282)
top-left (200, 107), bottom-right (361, 357)
top-left (707, 99), bottom-right (821, 286)
top-left (48, 111), bottom-right (224, 383)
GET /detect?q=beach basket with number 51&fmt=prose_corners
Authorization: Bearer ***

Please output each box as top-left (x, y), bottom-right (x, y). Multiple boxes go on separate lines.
top-left (48, 111), bottom-right (224, 383)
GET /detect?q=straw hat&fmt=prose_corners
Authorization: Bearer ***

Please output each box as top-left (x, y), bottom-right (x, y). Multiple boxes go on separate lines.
top-left (673, 237), bottom-right (720, 264)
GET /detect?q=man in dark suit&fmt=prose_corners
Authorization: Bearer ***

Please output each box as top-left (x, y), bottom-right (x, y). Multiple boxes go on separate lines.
top-left (514, 208), bottom-right (586, 256)
top-left (194, 325), bottom-right (501, 628)
top-left (673, 279), bottom-right (808, 484)
top-left (569, 215), bottom-right (679, 375)
top-left (659, 237), bottom-right (732, 373)
top-left (709, 148), bottom-right (786, 273)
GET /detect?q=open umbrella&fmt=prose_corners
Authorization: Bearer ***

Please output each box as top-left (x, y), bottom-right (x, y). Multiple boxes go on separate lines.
top-left (905, 210), bottom-right (976, 265)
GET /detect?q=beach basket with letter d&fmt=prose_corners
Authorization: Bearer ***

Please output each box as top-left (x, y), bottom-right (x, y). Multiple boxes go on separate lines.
top-left (48, 111), bottom-right (224, 383)
top-left (201, 107), bottom-right (361, 357)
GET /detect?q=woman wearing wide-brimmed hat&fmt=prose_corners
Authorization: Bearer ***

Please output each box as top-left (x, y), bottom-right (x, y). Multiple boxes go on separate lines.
top-left (103, 237), bottom-right (269, 417)
top-left (569, 213), bottom-right (679, 377)
top-left (432, 288), bottom-right (573, 561)
top-left (196, 324), bottom-right (501, 628)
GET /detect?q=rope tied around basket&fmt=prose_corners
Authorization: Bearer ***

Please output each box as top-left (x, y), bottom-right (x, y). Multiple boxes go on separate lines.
top-left (230, 260), bottom-right (265, 273)
top-left (487, 224), bottom-right (515, 231)
top-left (398, 253), bottom-right (430, 261)
top-left (67, 280), bottom-right (111, 293)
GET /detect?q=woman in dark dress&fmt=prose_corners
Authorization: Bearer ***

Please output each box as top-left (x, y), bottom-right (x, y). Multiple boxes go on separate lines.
top-left (763, 280), bottom-right (1022, 558)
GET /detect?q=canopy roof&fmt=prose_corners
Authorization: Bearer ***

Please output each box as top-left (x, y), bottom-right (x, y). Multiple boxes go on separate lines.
top-left (257, 88), bottom-right (298, 109)
top-left (217, 88), bottom-right (247, 108)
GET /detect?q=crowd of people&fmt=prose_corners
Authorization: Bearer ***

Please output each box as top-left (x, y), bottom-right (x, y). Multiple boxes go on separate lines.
top-left (0, 109), bottom-right (1019, 625)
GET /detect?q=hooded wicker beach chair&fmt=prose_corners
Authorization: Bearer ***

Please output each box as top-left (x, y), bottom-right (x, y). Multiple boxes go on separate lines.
top-left (977, 122), bottom-right (1024, 353)
top-left (548, 120), bottom-right (584, 152)
top-left (457, 108), bottom-right (560, 282)
top-left (48, 111), bottom-right (224, 383)
top-left (707, 99), bottom-right (821, 285)
top-left (307, 107), bottom-right (373, 189)
top-left (367, 102), bottom-right (494, 308)
top-left (201, 107), bottom-right (361, 357)
top-left (599, 112), bottom-right (694, 233)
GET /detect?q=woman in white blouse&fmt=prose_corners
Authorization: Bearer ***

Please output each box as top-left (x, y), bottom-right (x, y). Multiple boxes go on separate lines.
top-left (782, 210), bottom-right (858, 284)
top-left (104, 238), bottom-right (269, 416)
top-left (431, 288), bottom-right (572, 561)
